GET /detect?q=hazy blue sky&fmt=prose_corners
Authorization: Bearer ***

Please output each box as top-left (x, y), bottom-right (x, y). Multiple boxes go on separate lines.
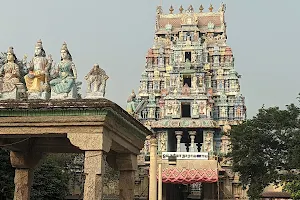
top-left (1, 0), bottom-right (299, 118)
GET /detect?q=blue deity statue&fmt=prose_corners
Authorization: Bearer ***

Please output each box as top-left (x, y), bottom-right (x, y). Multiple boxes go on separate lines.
top-left (50, 42), bottom-right (80, 99)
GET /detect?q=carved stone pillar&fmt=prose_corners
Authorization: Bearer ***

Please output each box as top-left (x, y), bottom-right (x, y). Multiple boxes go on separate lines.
top-left (175, 131), bottom-right (183, 152)
top-left (83, 151), bottom-right (105, 200)
top-left (10, 151), bottom-right (42, 200)
top-left (116, 154), bottom-right (137, 200)
top-left (149, 136), bottom-right (158, 200)
top-left (189, 131), bottom-right (197, 152)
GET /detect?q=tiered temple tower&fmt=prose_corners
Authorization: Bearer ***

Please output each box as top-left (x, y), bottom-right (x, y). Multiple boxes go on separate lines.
top-left (128, 4), bottom-right (247, 200)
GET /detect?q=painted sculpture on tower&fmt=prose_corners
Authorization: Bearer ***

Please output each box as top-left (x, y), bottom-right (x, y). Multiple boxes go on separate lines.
top-left (126, 90), bottom-right (137, 115)
top-left (85, 64), bottom-right (109, 99)
top-left (0, 47), bottom-right (25, 100)
top-left (24, 39), bottom-right (53, 99)
top-left (50, 42), bottom-right (81, 99)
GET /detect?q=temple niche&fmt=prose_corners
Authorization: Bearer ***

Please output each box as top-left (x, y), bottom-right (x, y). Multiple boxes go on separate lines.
top-left (0, 40), bottom-right (108, 100)
top-left (127, 3), bottom-right (247, 200)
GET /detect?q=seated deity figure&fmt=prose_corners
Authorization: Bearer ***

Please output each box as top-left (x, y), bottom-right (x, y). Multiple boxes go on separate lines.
top-left (24, 39), bottom-right (52, 99)
top-left (0, 47), bottom-right (24, 99)
top-left (50, 42), bottom-right (80, 99)
top-left (85, 64), bottom-right (109, 99)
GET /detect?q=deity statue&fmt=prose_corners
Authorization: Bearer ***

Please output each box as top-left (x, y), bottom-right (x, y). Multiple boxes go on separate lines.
top-left (126, 90), bottom-right (137, 115)
top-left (0, 47), bottom-right (24, 99)
top-left (204, 132), bottom-right (213, 152)
top-left (182, 83), bottom-right (190, 96)
top-left (166, 103), bottom-right (173, 115)
top-left (192, 75), bottom-right (198, 89)
top-left (148, 107), bottom-right (155, 118)
top-left (172, 100), bottom-right (180, 117)
top-left (85, 64), bottom-right (109, 99)
top-left (50, 42), bottom-right (80, 99)
top-left (24, 39), bottom-right (52, 99)
top-left (200, 102), bottom-right (206, 115)
top-left (192, 100), bottom-right (199, 116)
top-left (176, 75), bottom-right (182, 89)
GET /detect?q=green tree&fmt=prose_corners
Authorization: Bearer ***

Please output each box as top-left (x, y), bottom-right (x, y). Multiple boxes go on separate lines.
top-left (31, 154), bottom-right (74, 200)
top-left (0, 149), bottom-right (14, 199)
top-left (229, 103), bottom-right (300, 199)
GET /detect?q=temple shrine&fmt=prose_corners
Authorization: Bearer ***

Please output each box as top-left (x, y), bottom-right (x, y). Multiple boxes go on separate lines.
top-left (127, 4), bottom-right (247, 200)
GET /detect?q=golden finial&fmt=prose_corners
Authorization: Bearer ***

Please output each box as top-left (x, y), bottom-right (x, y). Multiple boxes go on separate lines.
top-left (179, 5), bottom-right (184, 14)
top-left (169, 5), bottom-right (174, 14)
top-left (209, 4), bottom-right (214, 12)
top-left (199, 5), bottom-right (204, 13)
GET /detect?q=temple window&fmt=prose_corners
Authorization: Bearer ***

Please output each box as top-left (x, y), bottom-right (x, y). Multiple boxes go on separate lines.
top-left (185, 51), bottom-right (191, 61)
top-left (183, 75), bottom-right (191, 87)
top-left (181, 102), bottom-right (191, 118)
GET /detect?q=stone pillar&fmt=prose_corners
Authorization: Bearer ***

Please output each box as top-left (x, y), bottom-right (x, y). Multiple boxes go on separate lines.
top-left (149, 136), bottom-right (158, 200)
top-left (116, 154), bottom-right (137, 200)
top-left (189, 131), bottom-right (196, 152)
top-left (158, 163), bottom-right (163, 200)
top-left (83, 151), bottom-right (105, 200)
top-left (10, 151), bottom-right (42, 200)
top-left (175, 131), bottom-right (183, 152)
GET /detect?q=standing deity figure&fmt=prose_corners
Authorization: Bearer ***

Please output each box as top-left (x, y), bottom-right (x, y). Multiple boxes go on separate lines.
top-left (192, 75), bottom-right (198, 89)
top-left (0, 47), bottom-right (24, 99)
top-left (24, 39), bottom-right (52, 99)
top-left (126, 90), bottom-right (137, 115)
top-left (167, 103), bottom-right (173, 115)
top-left (192, 100), bottom-right (199, 116)
top-left (85, 64), bottom-right (109, 99)
top-left (172, 100), bottom-right (180, 117)
top-left (50, 42), bottom-right (80, 99)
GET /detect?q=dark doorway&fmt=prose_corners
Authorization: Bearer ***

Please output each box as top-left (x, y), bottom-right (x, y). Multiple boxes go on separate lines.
top-left (185, 52), bottom-right (191, 61)
top-left (183, 75), bottom-right (191, 87)
top-left (181, 103), bottom-right (191, 118)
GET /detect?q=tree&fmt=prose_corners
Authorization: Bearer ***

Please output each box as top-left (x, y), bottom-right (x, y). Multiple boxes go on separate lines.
top-left (229, 103), bottom-right (300, 199)
top-left (0, 150), bottom-right (74, 200)
top-left (0, 149), bottom-right (14, 199)
top-left (31, 154), bottom-right (74, 200)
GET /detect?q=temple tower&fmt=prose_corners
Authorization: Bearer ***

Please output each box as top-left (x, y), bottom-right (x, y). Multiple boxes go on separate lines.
top-left (128, 4), bottom-right (247, 200)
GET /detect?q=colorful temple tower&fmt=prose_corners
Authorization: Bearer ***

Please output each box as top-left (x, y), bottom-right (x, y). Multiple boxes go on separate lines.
top-left (128, 4), bottom-right (247, 200)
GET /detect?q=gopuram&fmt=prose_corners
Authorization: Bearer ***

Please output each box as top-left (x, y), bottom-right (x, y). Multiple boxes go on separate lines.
top-left (127, 4), bottom-right (247, 200)
top-left (0, 40), bottom-right (151, 200)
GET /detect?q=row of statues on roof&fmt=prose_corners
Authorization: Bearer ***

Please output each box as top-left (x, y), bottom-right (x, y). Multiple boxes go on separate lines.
top-left (0, 40), bottom-right (108, 100)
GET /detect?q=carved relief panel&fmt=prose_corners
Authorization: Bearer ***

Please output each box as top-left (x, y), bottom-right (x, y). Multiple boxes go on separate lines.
top-left (203, 131), bottom-right (214, 153)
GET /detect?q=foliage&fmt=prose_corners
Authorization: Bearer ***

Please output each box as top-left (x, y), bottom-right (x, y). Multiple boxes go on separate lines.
top-left (229, 102), bottom-right (300, 199)
top-left (0, 149), bottom-right (14, 199)
top-left (31, 154), bottom-right (74, 200)
top-left (284, 180), bottom-right (300, 199)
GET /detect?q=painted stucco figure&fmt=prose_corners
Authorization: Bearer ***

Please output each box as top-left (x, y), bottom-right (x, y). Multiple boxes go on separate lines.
top-left (85, 64), bottom-right (109, 99)
top-left (50, 42), bottom-right (79, 99)
top-left (126, 90), bottom-right (137, 115)
top-left (24, 39), bottom-right (52, 99)
top-left (0, 47), bottom-right (22, 97)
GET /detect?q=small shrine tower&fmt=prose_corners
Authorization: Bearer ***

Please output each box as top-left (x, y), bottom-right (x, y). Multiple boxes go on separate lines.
top-left (128, 4), bottom-right (247, 200)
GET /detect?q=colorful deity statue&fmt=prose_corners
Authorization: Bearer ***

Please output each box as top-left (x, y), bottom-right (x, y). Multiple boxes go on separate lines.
top-left (50, 42), bottom-right (80, 99)
top-left (24, 39), bottom-right (52, 99)
top-left (126, 90), bottom-right (137, 115)
top-left (85, 64), bottom-right (109, 99)
top-left (0, 47), bottom-right (24, 100)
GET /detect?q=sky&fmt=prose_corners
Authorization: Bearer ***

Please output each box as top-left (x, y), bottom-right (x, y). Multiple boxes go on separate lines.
top-left (1, 0), bottom-right (299, 118)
